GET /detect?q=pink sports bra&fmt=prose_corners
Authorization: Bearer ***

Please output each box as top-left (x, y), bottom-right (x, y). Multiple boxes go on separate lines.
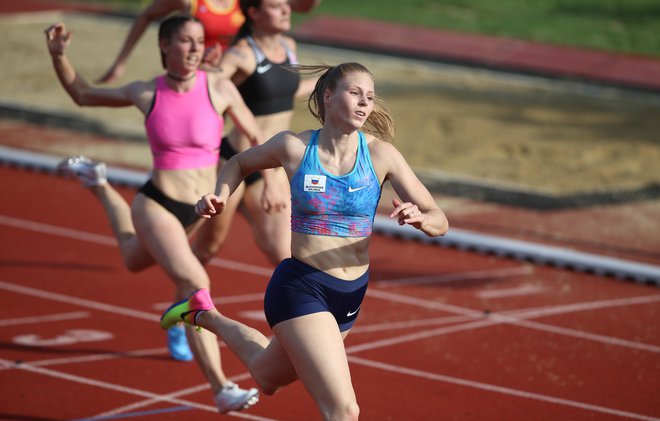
top-left (145, 71), bottom-right (223, 170)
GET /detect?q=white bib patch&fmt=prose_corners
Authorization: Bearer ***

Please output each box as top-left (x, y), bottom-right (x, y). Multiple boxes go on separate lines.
top-left (303, 174), bottom-right (326, 192)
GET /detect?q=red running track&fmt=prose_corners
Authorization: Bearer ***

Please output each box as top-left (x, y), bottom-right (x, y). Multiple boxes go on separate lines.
top-left (0, 165), bottom-right (659, 420)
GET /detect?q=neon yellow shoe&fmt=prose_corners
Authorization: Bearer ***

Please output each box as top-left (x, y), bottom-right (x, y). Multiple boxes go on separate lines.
top-left (160, 289), bottom-right (215, 331)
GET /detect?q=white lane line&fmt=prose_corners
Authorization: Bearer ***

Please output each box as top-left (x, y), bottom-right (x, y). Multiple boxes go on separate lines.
top-left (0, 311), bottom-right (89, 327)
top-left (0, 280), bottom-right (159, 322)
top-left (86, 372), bottom-right (254, 421)
top-left (348, 355), bottom-right (660, 421)
top-left (0, 214), bottom-right (116, 246)
top-left (377, 265), bottom-right (534, 288)
top-left (476, 283), bottom-right (545, 298)
top-left (0, 347), bottom-right (170, 372)
top-left (0, 358), bottom-right (276, 421)
top-left (351, 314), bottom-right (476, 333)
top-left (0, 214), bottom-right (272, 276)
top-left (355, 289), bottom-right (660, 354)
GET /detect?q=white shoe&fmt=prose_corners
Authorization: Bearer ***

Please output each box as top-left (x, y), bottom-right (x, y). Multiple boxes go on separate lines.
top-left (57, 155), bottom-right (107, 187)
top-left (214, 381), bottom-right (259, 414)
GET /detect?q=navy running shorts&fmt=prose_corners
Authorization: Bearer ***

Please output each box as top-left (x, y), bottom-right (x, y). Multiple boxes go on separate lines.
top-left (264, 258), bottom-right (369, 332)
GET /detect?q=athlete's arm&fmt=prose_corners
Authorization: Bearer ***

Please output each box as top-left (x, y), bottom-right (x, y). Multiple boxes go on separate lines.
top-left (371, 139), bottom-right (449, 237)
top-left (45, 23), bottom-right (148, 108)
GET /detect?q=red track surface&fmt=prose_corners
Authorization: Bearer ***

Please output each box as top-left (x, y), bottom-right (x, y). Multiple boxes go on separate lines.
top-left (1, 2), bottom-right (659, 419)
top-left (1, 165), bottom-right (659, 420)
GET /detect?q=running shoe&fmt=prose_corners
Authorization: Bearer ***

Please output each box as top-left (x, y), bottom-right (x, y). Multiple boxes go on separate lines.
top-left (214, 381), bottom-right (259, 414)
top-left (57, 155), bottom-right (107, 187)
top-left (160, 288), bottom-right (215, 331)
top-left (166, 324), bottom-right (193, 362)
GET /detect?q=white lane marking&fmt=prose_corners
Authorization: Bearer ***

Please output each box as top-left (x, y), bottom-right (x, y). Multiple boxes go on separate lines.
top-left (0, 347), bottom-right (170, 371)
top-left (0, 358), bottom-right (276, 421)
top-left (348, 355), bottom-right (660, 421)
top-left (0, 311), bottom-right (89, 327)
top-left (14, 329), bottom-right (113, 347)
top-left (351, 314), bottom-right (476, 333)
top-left (87, 372), bottom-right (255, 421)
top-left (0, 280), bottom-right (159, 322)
top-left (0, 214), bottom-right (272, 276)
top-left (355, 289), bottom-right (660, 354)
top-left (377, 265), bottom-right (534, 287)
top-left (476, 283), bottom-right (545, 298)
top-left (0, 214), bottom-right (116, 246)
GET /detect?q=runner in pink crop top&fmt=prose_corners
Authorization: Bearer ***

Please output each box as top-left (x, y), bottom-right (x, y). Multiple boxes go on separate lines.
top-left (145, 70), bottom-right (223, 170)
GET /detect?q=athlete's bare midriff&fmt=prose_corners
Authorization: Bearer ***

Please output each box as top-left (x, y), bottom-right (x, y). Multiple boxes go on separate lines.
top-left (151, 165), bottom-right (218, 204)
top-left (291, 231), bottom-right (371, 280)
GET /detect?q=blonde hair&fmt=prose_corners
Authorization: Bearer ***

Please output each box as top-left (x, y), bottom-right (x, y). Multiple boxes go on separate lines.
top-left (299, 63), bottom-right (395, 140)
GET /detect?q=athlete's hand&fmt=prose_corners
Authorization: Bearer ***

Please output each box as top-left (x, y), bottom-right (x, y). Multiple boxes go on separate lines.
top-left (390, 198), bottom-right (424, 229)
top-left (196, 194), bottom-right (226, 218)
top-left (44, 22), bottom-right (72, 57)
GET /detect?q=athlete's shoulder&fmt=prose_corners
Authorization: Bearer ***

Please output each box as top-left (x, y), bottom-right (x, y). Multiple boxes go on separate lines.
top-left (366, 133), bottom-right (400, 161)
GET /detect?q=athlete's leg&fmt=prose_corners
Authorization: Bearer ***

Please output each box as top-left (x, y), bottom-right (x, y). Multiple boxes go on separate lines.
top-left (87, 183), bottom-right (155, 271)
top-left (240, 170), bottom-right (291, 265)
top-left (132, 194), bottom-right (260, 414)
top-left (273, 314), bottom-right (358, 421)
top-left (194, 306), bottom-right (358, 420)
top-left (58, 156), bottom-right (155, 271)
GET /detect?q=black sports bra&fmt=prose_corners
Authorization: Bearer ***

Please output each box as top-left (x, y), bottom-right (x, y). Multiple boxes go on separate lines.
top-left (237, 36), bottom-right (301, 116)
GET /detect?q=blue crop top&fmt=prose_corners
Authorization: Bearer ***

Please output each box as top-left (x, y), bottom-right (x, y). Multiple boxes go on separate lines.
top-left (237, 36), bottom-right (300, 116)
top-left (290, 130), bottom-right (382, 237)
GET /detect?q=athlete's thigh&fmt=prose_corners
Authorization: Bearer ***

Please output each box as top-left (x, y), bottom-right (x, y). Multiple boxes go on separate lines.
top-left (242, 178), bottom-right (291, 246)
top-left (272, 312), bottom-right (355, 406)
top-left (132, 195), bottom-right (208, 290)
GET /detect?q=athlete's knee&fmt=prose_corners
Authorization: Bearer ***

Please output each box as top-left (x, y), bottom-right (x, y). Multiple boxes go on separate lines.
top-left (192, 230), bottom-right (229, 265)
top-left (192, 241), bottom-right (220, 265)
top-left (250, 371), bottom-right (284, 396)
top-left (322, 401), bottom-right (359, 421)
top-left (123, 256), bottom-right (149, 273)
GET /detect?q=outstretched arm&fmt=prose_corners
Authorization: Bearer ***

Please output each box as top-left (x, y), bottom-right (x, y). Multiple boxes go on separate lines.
top-left (45, 23), bottom-right (138, 108)
top-left (96, 0), bottom-right (185, 83)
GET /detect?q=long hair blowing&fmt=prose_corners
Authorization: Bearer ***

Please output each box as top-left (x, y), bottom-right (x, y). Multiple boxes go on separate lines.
top-left (300, 62), bottom-right (395, 140)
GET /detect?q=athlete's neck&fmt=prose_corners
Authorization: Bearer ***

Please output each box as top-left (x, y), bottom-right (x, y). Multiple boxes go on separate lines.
top-left (166, 72), bottom-right (196, 82)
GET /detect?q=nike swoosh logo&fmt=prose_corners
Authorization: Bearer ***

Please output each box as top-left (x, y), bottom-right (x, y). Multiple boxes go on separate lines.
top-left (256, 64), bottom-right (272, 74)
top-left (347, 307), bottom-right (361, 317)
top-left (348, 186), bottom-right (366, 193)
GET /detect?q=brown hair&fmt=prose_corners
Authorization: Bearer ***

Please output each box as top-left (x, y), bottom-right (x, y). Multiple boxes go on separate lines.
top-left (302, 62), bottom-right (395, 140)
top-left (232, 0), bottom-right (262, 45)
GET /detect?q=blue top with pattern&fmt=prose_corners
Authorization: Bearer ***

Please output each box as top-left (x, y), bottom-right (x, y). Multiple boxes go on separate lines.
top-left (290, 130), bottom-right (382, 237)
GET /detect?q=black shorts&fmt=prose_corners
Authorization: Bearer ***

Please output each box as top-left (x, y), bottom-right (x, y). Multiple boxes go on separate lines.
top-left (138, 179), bottom-right (199, 228)
top-left (264, 258), bottom-right (369, 332)
top-left (220, 136), bottom-right (261, 186)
